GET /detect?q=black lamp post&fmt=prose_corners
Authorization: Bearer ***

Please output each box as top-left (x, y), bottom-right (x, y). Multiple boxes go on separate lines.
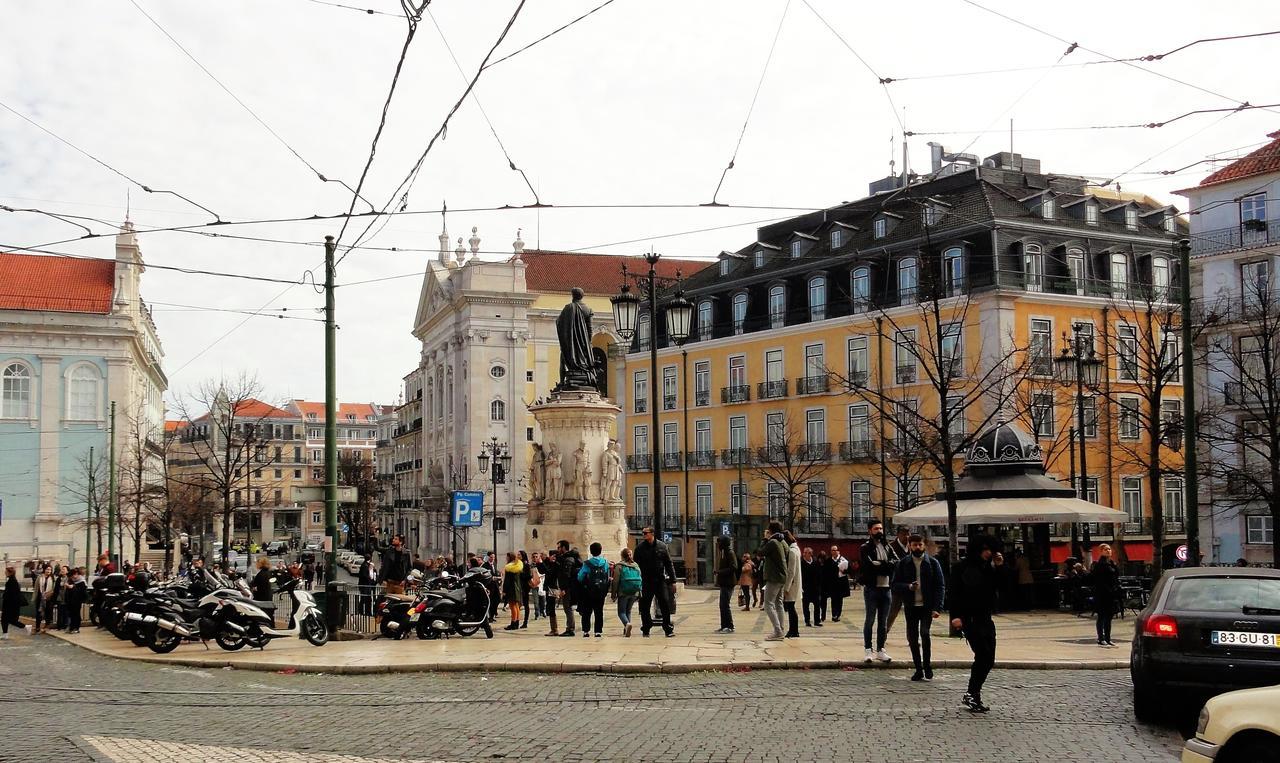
top-left (1055, 323), bottom-right (1103, 558)
top-left (477, 436), bottom-right (511, 558)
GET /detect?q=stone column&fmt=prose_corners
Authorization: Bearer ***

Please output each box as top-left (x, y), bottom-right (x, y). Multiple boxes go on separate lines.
top-left (33, 355), bottom-right (63, 533)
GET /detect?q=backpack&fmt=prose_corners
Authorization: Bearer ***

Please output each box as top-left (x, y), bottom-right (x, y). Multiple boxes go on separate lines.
top-left (617, 564), bottom-right (643, 596)
top-left (586, 560), bottom-right (610, 594)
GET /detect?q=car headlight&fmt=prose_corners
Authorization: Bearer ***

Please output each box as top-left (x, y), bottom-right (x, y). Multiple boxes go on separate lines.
top-left (1195, 705), bottom-right (1210, 736)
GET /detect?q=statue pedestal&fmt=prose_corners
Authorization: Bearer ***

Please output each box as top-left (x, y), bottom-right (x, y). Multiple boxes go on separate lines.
top-left (524, 390), bottom-right (630, 559)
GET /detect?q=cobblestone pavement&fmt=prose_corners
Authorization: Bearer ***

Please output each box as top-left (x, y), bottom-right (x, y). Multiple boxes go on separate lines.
top-left (0, 634), bottom-right (1183, 763)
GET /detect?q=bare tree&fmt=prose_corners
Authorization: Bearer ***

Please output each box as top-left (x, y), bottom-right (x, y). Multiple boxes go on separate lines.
top-left (747, 411), bottom-right (833, 532)
top-left (114, 412), bottom-right (167, 565)
top-left (337, 452), bottom-right (380, 552)
top-left (62, 447), bottom-right (111, 563)
top-left (1198, 276), bottom-right (1280, 566)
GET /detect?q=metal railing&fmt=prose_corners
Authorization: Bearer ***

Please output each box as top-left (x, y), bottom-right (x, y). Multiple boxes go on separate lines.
top-left (895, 364), bottom-right (916, 384)
top-left (796, 375), bottom-right (830, 395)
top-left (627, 513), bottom-right (653, 531)
top-left (1223, 382), bottom-right (1244, 406)
top-left (797, 442), bottom-right (831, 462)
top-left (663, 394), bottom-right (677, 411)
top-left (721, 385), bottom-right (751, 404)
top-left (626, 454), bottom-right (653, 472)
top-left (840, 440), bottom-right (876, 461)
top-left (758, 380), bottom-right (789, 399)
top-left (720, 447), bottom-right (751, 466)
top-left (757, 445), bottom-right (788, 463)
top-left (687, 450), bottom-right (717, 468)
top-left (634, 398), bottom-right (648, 414)
top-left (1190, 221), bottom-right (1280, 256)
top-left (660, 452), bottom-right (683, 471)
top-left (800, 515), bottom-right (833, 535)
top-left (846, 371), bottom-right (869, 389)
top-left (695, 389), bottom-right (711, 406)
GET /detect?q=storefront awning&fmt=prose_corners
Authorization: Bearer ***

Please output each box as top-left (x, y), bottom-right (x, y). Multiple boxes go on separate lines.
top-left (893, 496), bottom-right (1131, 526)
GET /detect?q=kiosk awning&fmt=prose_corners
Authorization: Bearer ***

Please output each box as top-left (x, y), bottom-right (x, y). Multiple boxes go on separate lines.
top-left (893, 496), bottom-right (1130, 526)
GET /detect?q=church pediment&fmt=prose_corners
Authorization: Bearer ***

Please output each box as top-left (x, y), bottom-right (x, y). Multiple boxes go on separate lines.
top-left (412, 265), bottom-right (455, 335)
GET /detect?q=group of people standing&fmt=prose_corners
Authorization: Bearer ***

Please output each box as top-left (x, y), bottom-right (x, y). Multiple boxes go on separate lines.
top-left (2, 559), bottom-right (91, 638)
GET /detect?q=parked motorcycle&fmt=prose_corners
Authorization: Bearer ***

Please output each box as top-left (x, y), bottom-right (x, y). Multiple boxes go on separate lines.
top-left (415, 568), bottom-right (494, 640)
top-left (377, 575), bottom-right (454, 639)
top-left (213, 575), bottom-right (329, 648)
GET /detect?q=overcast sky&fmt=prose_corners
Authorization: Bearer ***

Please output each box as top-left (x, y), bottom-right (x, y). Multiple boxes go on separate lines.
top-left (3, 0), bottom-right (1278, 412)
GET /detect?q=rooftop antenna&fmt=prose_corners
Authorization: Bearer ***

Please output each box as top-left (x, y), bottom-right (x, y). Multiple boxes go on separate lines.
top-left (888, 133), bottom-right (896, 178)
top-left (125, 187), bottom-right (131, 223)
top-left (536, 177), bottom-right (541, 250)
top-left (1010, 118), bottom-right (1014, 154)
top-left (901, 107), bottom-right (910, 184)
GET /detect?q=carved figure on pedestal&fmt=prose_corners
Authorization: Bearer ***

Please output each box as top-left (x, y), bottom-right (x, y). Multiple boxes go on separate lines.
top-left (554, 288), bottom-right (597, 392)
top-left (572, 440), bottom-right (592, 501)
top-left (600, 439), bottom-right (623, 502)
top-left (529, 443), bottom-right (545, 500)
top-left (544, 444), bottom-right (563, 502)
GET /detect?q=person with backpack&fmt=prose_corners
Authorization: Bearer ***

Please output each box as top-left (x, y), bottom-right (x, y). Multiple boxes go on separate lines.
top-left (555, 540), bottom-right (582, 637)
top-left (575, 542), bottom-right (610, 637)
top-left (611, 547), bottom-right (643, 637)
top-left (633, 526), bottom-right (676, 638)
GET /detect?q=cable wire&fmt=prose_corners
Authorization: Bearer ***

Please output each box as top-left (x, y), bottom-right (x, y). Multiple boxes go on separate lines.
top-left (484, 0), bottom-right (620, 69)
top-left (799, 0), bottom-right (906, 135)
top-left (296, 0), bottom-right (402, 17)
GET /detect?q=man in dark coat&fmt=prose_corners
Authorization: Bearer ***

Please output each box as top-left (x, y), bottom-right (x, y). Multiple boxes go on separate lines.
top-left (379, 535), bottom-right (411, 595)
top-left (950, 536), bottom-right (1005, 713)
top-left (891, 535), bottom-right (945, 681)
top-left (799, 546), bottom-right (822, 627)
top-left (555, 540), bottom-right (581, 637)
top-left (633, 526), bottom-right (676, 637)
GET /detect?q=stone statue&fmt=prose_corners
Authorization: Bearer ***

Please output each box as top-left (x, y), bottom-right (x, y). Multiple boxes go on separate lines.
top-left (572, 440), bottom-right (592, 501)
top-left (544, 444), bottom-right (563, 502)
top-left (529, 443), bottom-right (545, 501)
top-left (555, 287), bottom-right (597, 391)
top-left (600, 439), bottom-right (623, 502)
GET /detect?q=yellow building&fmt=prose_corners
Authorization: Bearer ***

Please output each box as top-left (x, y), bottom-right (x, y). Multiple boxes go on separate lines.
top-left (621, 151), bottom-right (1189, 579)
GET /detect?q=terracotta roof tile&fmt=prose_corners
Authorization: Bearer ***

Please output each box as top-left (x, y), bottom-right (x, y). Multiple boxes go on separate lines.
top-left (513, 250), bottom-right (711, 296)
top-left (1197, 130), bottom-right (1280, 188)
top-left (0, 252), bottom-right (115, 314)
top-left (290, 400), bottom-right (383, 422)
top-left (191, 398), bottom-right (296, 422)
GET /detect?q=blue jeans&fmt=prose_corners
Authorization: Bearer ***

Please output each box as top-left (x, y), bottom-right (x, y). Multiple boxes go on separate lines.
top-left (863, 586), bottom-right (891, 650)
top-left (617, 594), bottom-right (637, 625)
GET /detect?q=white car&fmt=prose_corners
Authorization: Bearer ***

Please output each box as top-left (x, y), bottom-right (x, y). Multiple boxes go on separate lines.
top-left (345, 555), bottom-right (365, 574)
top-left (1183, 685), bottom-right (1280, 763)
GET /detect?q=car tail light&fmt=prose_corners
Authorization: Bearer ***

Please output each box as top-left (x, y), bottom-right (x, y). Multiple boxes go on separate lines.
top-left (1143, 614), bottom-right (1178, 638)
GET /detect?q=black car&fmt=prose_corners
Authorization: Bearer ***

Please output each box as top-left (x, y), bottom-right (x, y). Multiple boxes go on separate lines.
top-left (1130, 567), bottom-right (1280, 722)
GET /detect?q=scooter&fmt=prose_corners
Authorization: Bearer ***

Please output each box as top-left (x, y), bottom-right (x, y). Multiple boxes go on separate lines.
top-left (214, 575), bottom-right (329, 648)
top-left (377, 575), bottom-right (454, 640)
top-left (415, 568), bottom-right (494, 640)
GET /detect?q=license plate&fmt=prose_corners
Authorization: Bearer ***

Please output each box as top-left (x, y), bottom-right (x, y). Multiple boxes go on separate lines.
top-left (409, 613), bottom-right (419, 622)
top-left (1210, 630), bottom-right (1280, 647)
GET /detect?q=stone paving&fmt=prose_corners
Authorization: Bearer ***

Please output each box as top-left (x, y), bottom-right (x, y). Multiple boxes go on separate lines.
top-left (48, 588), bottom-right (1133, 674)
top-left (0, 632), bottom-right (1183, 763)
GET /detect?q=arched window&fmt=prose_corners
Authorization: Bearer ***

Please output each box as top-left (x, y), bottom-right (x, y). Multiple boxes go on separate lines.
top-left (942, 246), bottom-right (965, 296)
top-left (898, 257), bottom-right (918, 305)
top-left (490, 399), bottom-right (506, 422)
top-left (1151, 255), bottom-right (1171, 300)
top-left (1, 362), bottom-right (32, 419)
top-left (1024, 243), bottom-right (1043, 292)
top-left (697, 300), bottom-right (713, 341)
top-left (67, 364), bottom-right (99, 420)
top-left (768, 285), bottom-right (786, 328)
top-left (850, 267), bottom-right (870, 313)
top-left (637, 313), bottom-right (651, 351)
top-left (732, 293), bottom-right (748, 335)
top-left (808, 276), bottom-right (827, 321)
top-left (1066, 247), bottom-right (1086, 295)
top-left (1110, 252), bottom-right (1129, 299)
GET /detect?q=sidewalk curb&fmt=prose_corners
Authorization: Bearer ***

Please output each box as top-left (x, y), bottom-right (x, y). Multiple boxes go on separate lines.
top-left (46, 630), bottom-right (1130, 674)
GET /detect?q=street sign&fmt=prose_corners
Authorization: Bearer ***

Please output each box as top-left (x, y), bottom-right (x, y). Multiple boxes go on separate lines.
top-left (719, 521), bottom-right (731, 538)
top-left (452, 490), bottom-right (484, 527)
top-left (1175, 544), bottom-right (1189, 563)
top-left (292, 486), bottom-right (357, 503)
top-left (662, 531), bottom-right (673, 544)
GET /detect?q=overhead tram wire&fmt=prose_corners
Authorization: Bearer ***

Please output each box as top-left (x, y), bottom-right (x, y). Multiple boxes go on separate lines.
top-left (296, 0), bottom-right (403, 17)
top-left (0, 98), bottom-right (221, 222)
top-left (0, 240), bottom-right (315, 286)
top-left (336, 0), bottom-right (530, 266)
top-left (905, 103), bottom-right (1280, 138)
top-left (799, 0), bottom-right (905, 135)
top-left (950, 45), bottom-right (1077, 161)
top-left (127, 0), bottom-right (375, 211)
top-left (707, 0), bottom-right (792, 207)
top-left (1102, 109), bottom-right (1244, 188)
top-left (957, 0), bottom-right (1280, 115)
top-left (484, 0), bottom-right (620, 69)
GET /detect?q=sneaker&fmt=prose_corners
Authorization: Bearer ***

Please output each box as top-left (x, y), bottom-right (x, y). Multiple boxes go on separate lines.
top-left (504, 623), bottom-right (519, 631)
top-left (0, 632), bottom-right (7, 640)
top-left (832, 617), bottom-right (840, 623)
top-left (594, 633), bottom-right (602, 638)
top-left (521, 623), bottom-right (528, 629)
top-left (1105, 640), bottom-right (1117, 647)
top-left (962, 693), bottom-right (990, 713)
top-left (875, 649), bottom-right (892, 663)
top-left (624, 624), bottom-right (632, 637)
top-left (911, 670), bottom-right (924, 682)
top-left (924, 668), bottom-right (934, 681)
top-left (664, 630), bottom-right (675, 638)
top-left (641, 630), bottom-right (650, 638)
top-left (765, 634), bottom-right (785, 641)
top-left (864, 648), bottom-right (874, 663)
top-left (1097, 639), bottom-right (1106, 646)
top-left (814, 622), bottom-right (823, 627)
top-left (583, 632), bottom-right (591, 638)
top-left (725, 627), bottom-right (734, 633)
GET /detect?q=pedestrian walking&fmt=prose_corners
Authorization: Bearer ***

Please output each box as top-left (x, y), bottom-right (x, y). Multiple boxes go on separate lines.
top-left (555, 540), bottom-right (582, 637)
top-left (379, 535), bottom-right (411, 595)
top-left (541, 549), bottom-right (560, 636)
top-left (891, 534), bottom-right (944, 682)
top-left (611, 546), bottom-right (643, 637)
top-left (715, 537), bottom-right (739, 633)
top-left (783, 530), bottom-right (802, 638)
top-left (760, 521), bottom-right (789, 641)
top-left (251, 557), bottom-right (275, 602)
top-left (1089, 544), bottom-right (1120, 647)
top-left (2, 566), bottom-right (26, 638)
top-left (950, 536), bottom-right (1005, 713)
top-left (826, 545), bottom-right (850, 622)
top-left (33, 565), bottom-right (55, 634)
top-left (575, 542), bottom-right (609, 637)
top-left (885, 526), bottom-right (910, 632)
top-left (751, 553), bottom-right (764, 607)
top-left (502, 552), bottom-right (525, 631)
top-left (357, 556), bottom-right (377, 617)
top-left (634, 526), bottom-right (676, 638)
top-left (518, 550), bottom-right (533, 629)
top-left (737, 553), bottom-right (754, 610)
top-left (859, 521), bottom-right (894, 662)
top-left (65, 568), bottom-right (87, 634)
top-left (800, 547), bottom-right (822, 627)
top-left (302, 559), bottom-right (315, 591)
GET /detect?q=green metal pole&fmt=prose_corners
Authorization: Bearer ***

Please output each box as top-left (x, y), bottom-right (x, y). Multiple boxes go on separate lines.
top-left (647, 254), bottom-right (663, 537)
top-left (108, 401), bottom-right (117, 565)
top-left (1180, 239), bottom-right (1199, 566)
top-left (324, 236), bottom-right (339, 582)
top-left (86, 446), bottom-right (94, 568)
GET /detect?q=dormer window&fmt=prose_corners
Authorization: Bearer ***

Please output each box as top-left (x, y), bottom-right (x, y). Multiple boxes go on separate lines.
top-left (830, 230), bottom-right (843, 249)
top-left (697, 300), bottom-right (713, 341)
top-left (1085, 203), bottom-right (1098, 226)
top-left (874, 218), bottom-right (887, 239)
top-left (719, 259), bottom-right (730, 276)
top-left (768, 285), bottom-right (786, 329)
top-left (923, 204), bottom-right (942, 227)
top-left (1163, 213), bottom-right (1176, 233)
top-left (731, 293), bottom-right (747, 335)
top-left (307, 413), bottom-right (317, 421)
top-left (790, 241), bottom-right (802, 259)
top-left (755, 250), bottom-right (766, 268)
top-left (1040, 197), bottom-right (1055, 220)
top-left (1125, 207), bottom-right (1138, 230)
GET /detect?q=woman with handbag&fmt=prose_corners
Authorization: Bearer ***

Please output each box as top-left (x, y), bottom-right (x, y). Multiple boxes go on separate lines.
top-left (2, 566), bottom-right (26, 638)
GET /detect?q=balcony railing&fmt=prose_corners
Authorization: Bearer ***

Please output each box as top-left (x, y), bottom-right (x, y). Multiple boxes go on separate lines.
top-left (720, 447), bottom-right (751, 466)
top-left (663, 394), bottom-right (677, 411)
top-left (695, 389), bottom-right (710, 406)
top-left (687, 450), bottom-right (717, 468)
top-left (627, 513), bottom-right (653, 531)
top-left (690, 511), bottom-right (709, 531)
top-left (721, 385), bottom-right (750, 404)
top-left (626, 454), bottom-right (652, 472)
top-left (796, 375), bottom-right (830, 395)
top-left (800, 514), bottom-right (833, 535)
top-left (758, 380), bottom-right (789, 400)
top-left (634, 398), bottom-right (648, 414)
top-left (846, 370), bottom-right (869, 389)
top-left (1223, 382), bottom-right (1244, 406)
top-left (660, 452), bottom-right (683, 471)
top-left (840, 440), bottom-right (876, 461)
top-left (1225, 474), bottom-right (1253, 496)
top-left (797, 442), bottom-right (831, 462)
top-left (1190, 220), bottom-right (1280, 256)
top-left (895, 364), bottom-right (916, 384)
top-left (757, 445), bottom-right (788, 464)
top-left (890, 437), bottom-right (925, 457)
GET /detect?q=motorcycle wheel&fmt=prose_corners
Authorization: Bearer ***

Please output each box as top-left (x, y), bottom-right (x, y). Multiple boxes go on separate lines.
top-left (415, 619), bottom-right (441, 639)
top-left (302, 615), bottom-right (329, 646)
top-left (105, 610), bottom-right (127, 639)
top-left (215, 631), bottom-right (246, 651)
top-left (130, 625), bottom-right (152, 648)
top-left (456, 624), bottom-right (480, 637)
top-left (148, 629), bottom-right (183, 654)
top-left (379, 619), bottom-right (402, 640)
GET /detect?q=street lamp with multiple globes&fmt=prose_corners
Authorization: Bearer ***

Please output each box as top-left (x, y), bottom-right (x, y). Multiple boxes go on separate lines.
top-left (477, 436), bottom-right (512, 558)
top-left (1054, 323), bottom-right (1103, 559)
top-left (610, 252), bottom-right (690, 538)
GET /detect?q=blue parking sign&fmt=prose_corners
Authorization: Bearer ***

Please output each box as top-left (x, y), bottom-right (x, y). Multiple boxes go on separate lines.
top-left (451, 491), bottom-right (484, 527)
top-left (662, 531), bottom-right (673, 544)
top-left (719, 521), bottom-right (731, 538)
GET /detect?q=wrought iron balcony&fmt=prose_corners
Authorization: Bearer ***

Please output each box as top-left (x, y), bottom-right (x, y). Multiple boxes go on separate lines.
top-left (1190, 220), bottom-right (1280, 256)
top-left (796, 375), bottom-right (830, 395)
top-left (660, 452), bottom-right (683, 471)
top-left (721, 385), bottom-right (751, 404)
top-left (1223, 382), bottom-right (1244, 406)
top-left (800, 514), bottom-right (832, 535)
top-left (687, 450), bottom-right (717, 468)
top-left (890, 437), bottom-right (925, 457)
top-left (895, 364), bottom-right (916, 384)
top-left (757, 379), bottom-right (789, 399)
top-left (757, 445), bottom-right (789, 464)
top-left (627, 513), bottom-right (653, 531)
top-left (634, 398), bottom-right (648, 414)
top-left (663, 394), bottom-right (677, 411)
top-left (626, 454), bottom-right (652, 472)
top-left (690, 511), bottom-right (709, 531)
top-left (839, 440), bottom-right (876, 461)
top-left (797, 442), bottom-right (831, 462)
top-left (720, 447), bottom-right (751, 466)
top-left (695, 389), bottom-right (710, 407)
top-left (846, 370), bottom-right (869, 390)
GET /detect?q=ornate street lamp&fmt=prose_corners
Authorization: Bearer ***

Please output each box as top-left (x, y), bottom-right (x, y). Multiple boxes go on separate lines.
top-left (477, 437), bottom-right (509, 557)
top-left (611, 283), bottom-right (640, 343)
top-left (664, 290), bottom-right (693, 346)
top-left (1055, 323), bottom-right (1102, 561)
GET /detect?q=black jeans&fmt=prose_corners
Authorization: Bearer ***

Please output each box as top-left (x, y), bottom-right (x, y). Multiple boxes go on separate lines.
top-left (1096, 597), bottom-right (1115, 642)
top-left (68, 600), bottom-right (82, 632)
top-left (802, 596), bottom-right (817, 625)
top-left (813, 595), bottom-right (826, 623)
top-left (962, 615), bottom-right (997, 699)
top-left (639, 582), bottom-right (672, 635)
top-left (579, 591), bottom-right (605, 634)
top-left (904, 605), bottom-right (933, 671)
top-left (739, 585), bottom-right (752, 609)
top-left (718, 587), bottom-right (734, 630)
top-left (829, 594), bottom-right (844, 621)
top-left (784, 601), bottom-right (799, 637)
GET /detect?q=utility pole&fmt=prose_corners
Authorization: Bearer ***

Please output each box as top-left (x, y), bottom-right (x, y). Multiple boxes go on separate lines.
top-left (1180, 239), bottom-right (1199, 566)
top-left (324, 236), bottom-right (339, 583)
top-left (108, 401), bottom-right (117, 565)
top-left (646, 255), bottom-right (664, 537)
top-left (86, 446), bottom-right (94, 567)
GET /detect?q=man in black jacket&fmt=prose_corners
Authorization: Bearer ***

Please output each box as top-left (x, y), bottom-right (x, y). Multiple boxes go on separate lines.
top-left (379, 535), bottom-right (411, 595)
top-left (555, 540), bottom-right (581, 637)
top-left (634, 526), bottom-right (676, 637)
top-left (540, 549), bottom-right (561, 636)
top-left (950, 535), bottom-right (1005, 713)
top-left (858, 521), bottom-right (894, 663)
top-left (891, 534), bottom-right (945, 682)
